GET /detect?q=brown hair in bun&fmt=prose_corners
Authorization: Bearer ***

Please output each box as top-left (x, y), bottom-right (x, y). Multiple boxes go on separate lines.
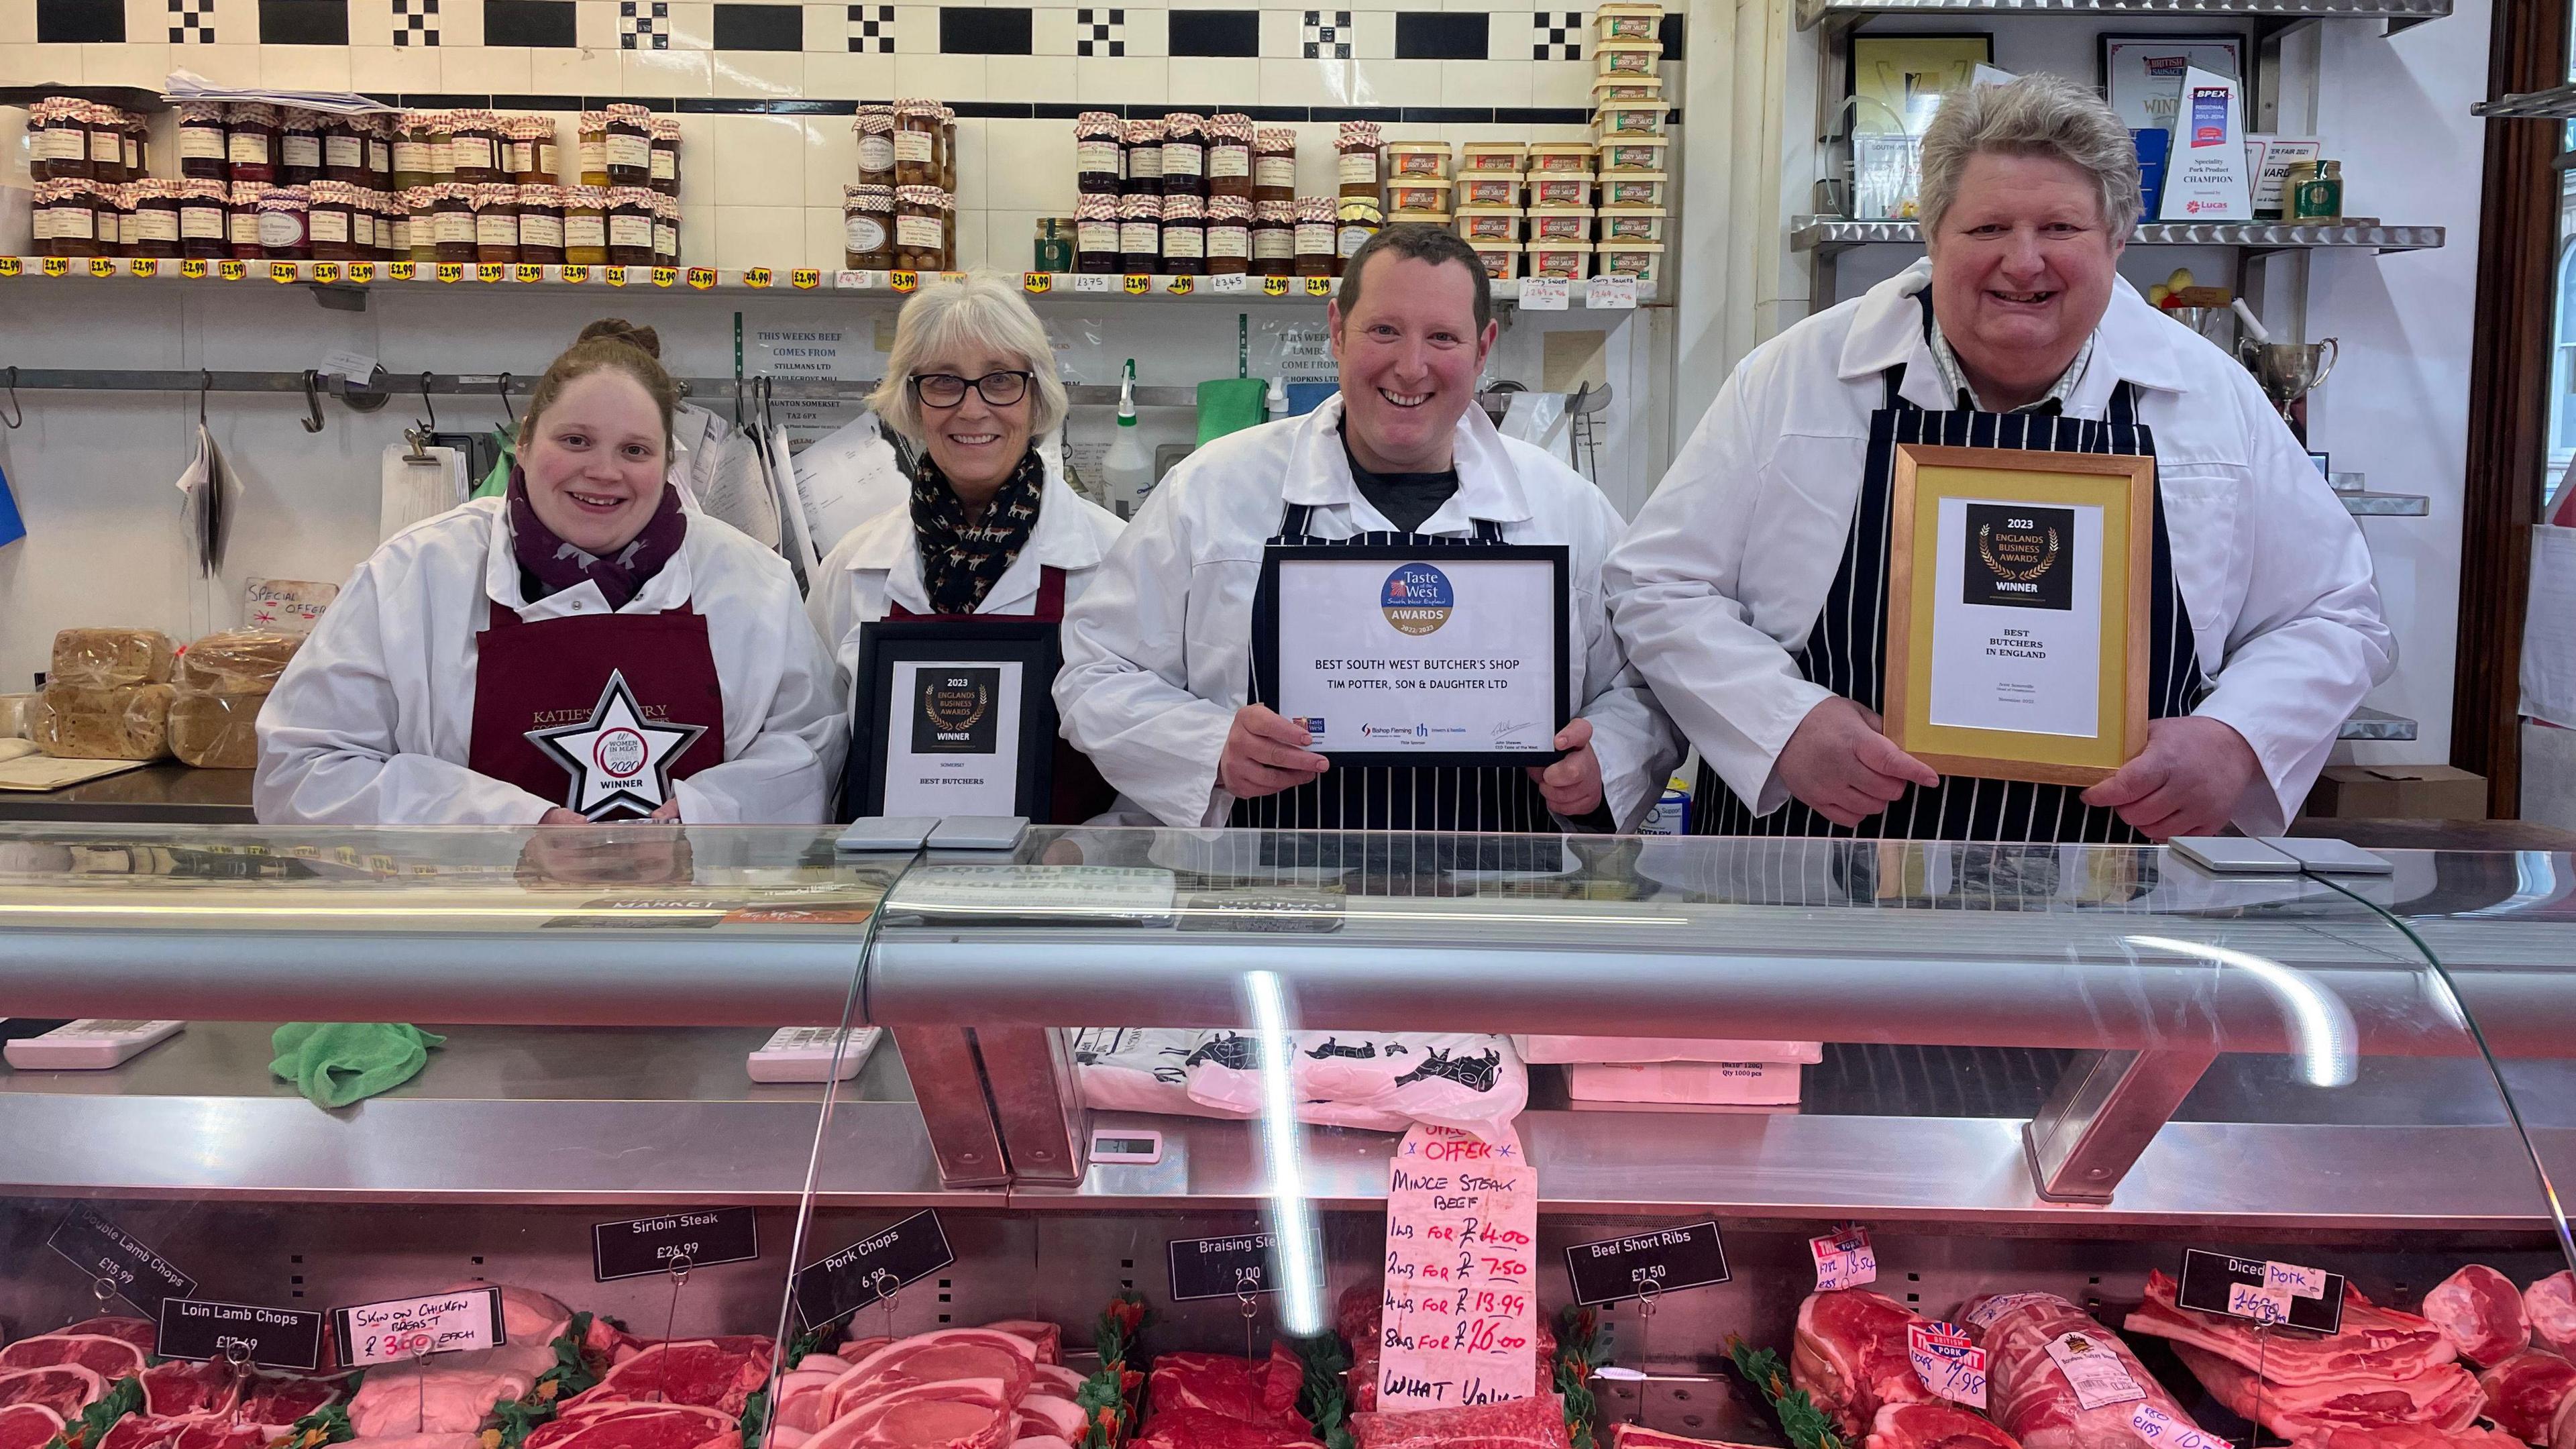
top-left (520, 317), bottom-right (681, 455)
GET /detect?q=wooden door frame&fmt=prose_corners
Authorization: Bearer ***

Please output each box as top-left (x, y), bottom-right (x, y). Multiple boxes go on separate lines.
top-left (2455, 0), bottom-right (2569, 817)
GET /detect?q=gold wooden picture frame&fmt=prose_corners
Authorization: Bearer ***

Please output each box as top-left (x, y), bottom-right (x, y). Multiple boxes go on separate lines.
top-left (1884, 444), bottom-right (2157, 787)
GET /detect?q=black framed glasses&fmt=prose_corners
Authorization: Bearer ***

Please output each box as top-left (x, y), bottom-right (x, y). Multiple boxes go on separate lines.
top-left (909, 370), bottom-right (1034, 408)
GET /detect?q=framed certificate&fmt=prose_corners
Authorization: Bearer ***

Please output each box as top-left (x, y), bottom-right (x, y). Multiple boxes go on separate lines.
top-left (1250, 543), bottom-right (1572, 767)
top-left (1883, 445), bottom-right (2155, 786)
top-left (843, 620), bottom-right (1059, 821)
top-left (2099, 34), bottom-right (2248, 133)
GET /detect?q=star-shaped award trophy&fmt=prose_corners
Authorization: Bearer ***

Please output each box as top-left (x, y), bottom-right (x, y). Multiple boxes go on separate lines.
top-left (525, 671), bottom-right (709, 820)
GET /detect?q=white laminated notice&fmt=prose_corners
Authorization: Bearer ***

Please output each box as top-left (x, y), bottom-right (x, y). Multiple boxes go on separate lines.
top-left (1379, 1122), bottom-right (1539, 1412)
top-left (2130, 1405), bottom-right (2227, 1449)
top-left (336, 1287), bottom-right (504, 1366)
top-left (1585, 276), bottom-right (1638, 309)
top-left (1811, 1228), bottom-right (1876, 1291)
top-left (748, 1025), bottom-right (881, 1083)
top-left (2044, 1330), bottom-right (2146, 1411)
top-left (1519, 277), bottom-right (1570, 311)
top-left (1906, 1321), bottom-right (1986, 1409)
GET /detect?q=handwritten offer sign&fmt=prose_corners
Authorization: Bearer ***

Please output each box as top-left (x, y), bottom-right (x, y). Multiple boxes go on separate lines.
top-left (1377, 1122), bottom-right (1539, 1413)
top-left (331, 1287), bottom-right (504, 1367)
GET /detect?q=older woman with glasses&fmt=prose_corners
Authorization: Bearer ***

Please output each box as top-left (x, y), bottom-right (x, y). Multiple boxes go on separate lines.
top-left (808, 271), bottom-right (1124, 820)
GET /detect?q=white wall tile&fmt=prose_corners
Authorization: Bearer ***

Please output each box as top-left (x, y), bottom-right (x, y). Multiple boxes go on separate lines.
top-left (82, 41), bottom-right (174, 87)
top-left (528, 43), bottom-right (625, 93)
top-left (441, 43), bottom-right (533, 90)
top-left (805, 205), bottom-right (851, 268)
top-left (0, 46), bottom-right (49, 87)
top-left (1169, 54), bottom-right (1254, 107)
top-left (1120, 8), bottom-right (1167, 56)
top-left (1029, 8), bottom-right (1077, 54)
top-left (1346, 54), bottom-right (1432, 100)
top-left (113, 0), bottom-right (158, 45)
top-left (801, 114), bottom-right (861, 205)
top-left (623, 46), bottom-right (714, 93)
top-left (891, 4), bottom-right (938, 52)
top-left (436, 0), bottom-right (484, 46)
top-left (714, 203), bottom-right (801, 267)
top-left (1255, 8), bottom-right (1301, 58)
top-left (258, 43), bottom-right (356, 89)
top-left (1441, 56), bottom-right (1525, 104)
top-left (712, 50), bottom-right (805, 95)
top-left (578, 1), bottom-right (622, 48)
top-left (987, 52), bottom-right (1077, 101)
top-left (983, 208), bottom-right (1046, 269)
top-left (1529, 57), bottom-right (1589, 107)
top-left (680, 200), bottom-right (718, 262)
top-left (804, 48), bottom-right (894, 95)
top-left (984, 119), bottom-right (1077, 211)
top-left (347, 40), bottom-right (443, 90)
top-left (168, 42), bottom-right (260, 83)
top-left (900, 52), bottom-right (989, 95)
top-left (662, 1), bottom-right (718, 48)
top-left (803, 1), bottom-right (847, 49)
top-left (712, 112), bottom-right (807, 203)
top-left (947, 114), bottom-right (986, 205)
top-left (1076, 53), bottom-right (1166, 102)
top-left (1349, 9), bottom-right (1393, 54)
top-left (1257, 56), bottom-right (1344, 105)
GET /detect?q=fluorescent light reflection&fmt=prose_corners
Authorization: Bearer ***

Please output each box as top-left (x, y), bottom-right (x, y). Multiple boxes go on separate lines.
top-left (1244, 969), bottom-right (1325, 1337)
top-left (2125, 934), bottom-right (2358, 1087)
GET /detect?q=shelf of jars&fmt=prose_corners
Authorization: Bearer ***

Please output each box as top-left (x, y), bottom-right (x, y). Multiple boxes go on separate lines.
top-left (1790, 218), bottom-right (2448, 257)
top-left (0, 256), bottom-right (1661, 307)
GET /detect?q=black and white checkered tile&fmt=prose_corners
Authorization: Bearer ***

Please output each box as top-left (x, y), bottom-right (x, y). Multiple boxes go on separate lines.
top-left (1303, 9), bottom-right (1350, 60)
top-left (1532, 9), bottom-right (1579, 60)
top-left (620, 0), bottom-right (668, 49)
top-left (168, 0), bottom-right (217, 44)
top-left (393, 0), bottom-right (439, 47)
top-left (847, 3), bottom-right (891, 52)
top-left (1076, 7), bottom-right (1123, 57)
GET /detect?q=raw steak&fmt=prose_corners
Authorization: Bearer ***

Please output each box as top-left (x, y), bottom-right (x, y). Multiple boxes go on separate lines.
top-left (237, 1373), bottom-right (345, 1426)
top-left (2127, 1273), bottom-right (2457, 1387)
top-left (0, 1364), bottom-right (109, 1418)
top-left (1866, 1403), bottom-right (2027, 1449)
top-left (1134, 1406), bottom-right (1321, 1449)
top-left (0, 1405), bottom-right (60, 1449)
top-left (568, 1340), bottom-right (777, 1417)
top-left (98, 1417), bottom-right (187, 1449)
top-left (839, 1342), bottom-right (895, 1367)
top-left (1014, 1399), bottom-right (1082, 1441)
top-left (2479, 1351), bottom-right (2576, 1442)
top-left (2557, 1390), bottom-right (2576, 1449)
top-left (2426, 1269), bottom-right (2532, 1368)
top-left (1608, 1430), bottom-right (1774, 1449)
top-left (1008, 1438), bottom-right (1068, 1449)
top-left (1030, 1368), bottom-right (1085, 1399)
top-left (777, 1369), bottom-right (855, 1434)
top-left (979, 1325), bottom-right (1063, 1368)
top-left (1148, 1352), bottom-right (1304, 1427)
top-left (525, 1403), bottom-right (735, 1449)
top-left (1792, 1291), bottom-right (1938, 1440)
top-left (1, 1336), bottom-right (148, 1379)
top-left (828, 1333), bottom-right (1036, 1422)
top-left (1964, 1292), bottom-right (2202, 1449)
top-left (2530, 1278), bottom-right (2576, 1360)
top-left (806, 1378), bottom-right (1016, 1449)
top-left (1349, 1393), bottom-right (1572, 1449)
top-left (2167, 1344), bottom-right (2480, 1440)
top-left (549, 1407), bottom-right (741, 1449)
top-left (2293, 1426), bottom-right (2528, 1449)
top-left (59, 1322), bottom-right (156, 1354)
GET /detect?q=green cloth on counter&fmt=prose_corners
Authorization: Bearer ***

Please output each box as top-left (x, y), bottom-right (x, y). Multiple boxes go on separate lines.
top-left (269, 1023), bottom-right (446, 1109)
top-left (1195, 379), bottom-right (1271, 445)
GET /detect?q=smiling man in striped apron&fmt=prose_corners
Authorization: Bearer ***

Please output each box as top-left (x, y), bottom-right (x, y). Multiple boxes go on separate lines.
top-left (1057, 225), bottom-right (1679, 835)
top-left (1607, 74), bottom-right (2391, 844)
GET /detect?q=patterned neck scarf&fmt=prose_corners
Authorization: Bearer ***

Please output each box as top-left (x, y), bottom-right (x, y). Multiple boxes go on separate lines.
top-left (507, 466), bottom-right (688, 610)
top-left (910, 446), bottom-right (1046, 615)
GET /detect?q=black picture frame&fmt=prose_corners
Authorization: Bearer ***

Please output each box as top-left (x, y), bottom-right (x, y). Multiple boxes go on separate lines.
top-left (1250, 542), bottom-right (1573, 769)
top-left (2097, 32), bottom-right (2252, 134)
top-left (842, 619), bottom-right (1061, 822)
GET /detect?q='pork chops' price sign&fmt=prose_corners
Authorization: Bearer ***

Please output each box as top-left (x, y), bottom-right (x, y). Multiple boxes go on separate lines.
top-left (2176, 1248), bottom-right (2345, 1334)
top-left (1563, 1222), bottom-right (1730, 1307)
top-left (331, 1286), bottom-right (506, 1367)
top-left (794, 1210), bottom-right (955, 1330)
top-left (1906, 1321), bottom-right (1986, 1409)
top-left (158, 1298), bottom-right (326, 1371)
top-left (48, 1206), bottom-right (196, 1317)
top-left (1379, 1122), bottom-right (1539, 1412)
top-left (592, 1208), bottom-right (761, 1283)
top-left (1169, 1232), bottom-right (1279, 1303)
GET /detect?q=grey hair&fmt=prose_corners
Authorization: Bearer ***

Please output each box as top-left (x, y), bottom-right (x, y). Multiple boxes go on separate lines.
top-left (869, 270), bottom-right (1071, 442)
top-left (1917, 72), bottom-right (2143, 241)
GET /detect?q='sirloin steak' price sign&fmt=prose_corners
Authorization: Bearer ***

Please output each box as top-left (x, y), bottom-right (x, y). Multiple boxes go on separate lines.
top-left (48, 1207), bottom-right (195, 1316)
top-left (1564, 1222), bottom-right (1730, 1307)
top-left (593, 1208), bottom-right (760, 1282)
top-left (794, 1210), bottom-right (954, 1330)
top-left (1378, 1123), bottom-right (1538, 1411)
top-left (331, 1287), bottom-right (506, 1367)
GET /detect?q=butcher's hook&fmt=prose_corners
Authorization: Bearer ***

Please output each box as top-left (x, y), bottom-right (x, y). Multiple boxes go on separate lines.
top-left (198, 370), bottom-right (213, 428)
top-left (497, 371), bottom-right (516, 430)
top-left (299, 369), bottom-right (327, 433)
top-left (0, 366), bottom-right (21, 429)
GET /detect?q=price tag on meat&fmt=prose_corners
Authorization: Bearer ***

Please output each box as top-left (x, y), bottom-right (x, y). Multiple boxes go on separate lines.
top-left (1811, 1228), bottom-right (1876, 1291)
top-left (1378, 1122), bottom-right (1539, 1412)
top-left (157, 1298), bottom-right (326, 1371)
top-left (47, 1205), bottom-right (197, 1316)
top-left (2175, 1249), bottom-right (2345, 1334)
top-left (1906, 1321), bottom-right (1986, 1409)
top-left (2226, 1282), bottom-right (2290, 1326)
top-left (794, 1210), bottom-right (955, 1330)
top-left (331, 1286), bottom-right (506, 1367)
top-left (2041, 1330), bottom-right (2145, 1411)
top-left (592, 1208), bottom-right (760, 1282)
top-left (1168, 1232), bottom-right (1279, 1302)
top-left (1562, 1222), bottom-right (1730, 1307)
top-left (2129, 1404), bottom-right (2226, 1449)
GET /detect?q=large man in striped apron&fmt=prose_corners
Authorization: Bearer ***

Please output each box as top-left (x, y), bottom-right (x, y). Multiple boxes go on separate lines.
top-left (1607, 75), bottom-right (2391, 843)
top-left (1057, 226), bottom-right (1680, 833)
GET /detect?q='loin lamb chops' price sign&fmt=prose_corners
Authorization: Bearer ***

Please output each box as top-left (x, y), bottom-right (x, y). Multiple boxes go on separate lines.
top-left (158, 1299), bottom-right (327, 1372)
top-left (331, 1286), bottom-right (506, 1368)
top-left (1563, 1222), bottom-right (1731, 1307)
top-left (1379, 1122), bottom-right (1540, 1412)
top-left (592, 1208), bottom-right (760, 1283)
top-left (1169, 1232), bottom-right (1279, 1303)
top-left (48, 1206), bottom-right (197, 1318)
top-left (1905, 1321), bottom-right (1986, 1409)
top-left (794, 1210), bottom-right (955, 1330)
top-left (2176, 1248), bottom-right (2344, 1334)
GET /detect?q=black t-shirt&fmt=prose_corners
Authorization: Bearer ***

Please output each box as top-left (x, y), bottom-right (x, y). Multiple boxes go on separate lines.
top-left (1341, 426), bottom-right (1459, 534)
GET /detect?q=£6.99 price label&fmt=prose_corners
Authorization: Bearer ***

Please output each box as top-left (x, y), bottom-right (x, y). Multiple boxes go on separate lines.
top-left (331, 1286), bottom-right (505, 1367)
top-left (1907, 1321), bottom-right (1986, 1409)
top-left (1378, 1122), bottom-right (1538, 1411)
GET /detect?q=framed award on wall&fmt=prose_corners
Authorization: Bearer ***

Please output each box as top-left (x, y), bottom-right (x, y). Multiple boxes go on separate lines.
top-left (842, 620), bottom-right (1061, 821)
top-left (1881, 445), bottom-right (2156, 787)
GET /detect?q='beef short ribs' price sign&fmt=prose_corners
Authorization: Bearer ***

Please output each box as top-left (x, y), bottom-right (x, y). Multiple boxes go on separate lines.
top-left (1169, 1232), bottom-right (1278, 1303)
top-left (794, 1210), bottom-right (954, 1330)
top-left (592, 1208), bottom-right (760, 1283)
top-left (1906, 1321), bottom-right (1986, 1409)
top-left (1811, 1227), bottom-right (1876, 1291)
top-left (1379, 1123), bottom-right (1539, 1411)
top-left (48, 1206), bottom-right (196, 1316)
top-left (2176, 1249), bottom-right (2344, 1334)
top-left (331, 1286), bottom-right (506, 1367)
top-left (1563, 1222), bottom-right (1730, 1307)
top-left (158, 1299), bottom-right (326, 1371)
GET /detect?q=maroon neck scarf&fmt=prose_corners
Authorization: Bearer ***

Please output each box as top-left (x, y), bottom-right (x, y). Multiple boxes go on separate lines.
top-left (507, 466), bottom-right (688, 610)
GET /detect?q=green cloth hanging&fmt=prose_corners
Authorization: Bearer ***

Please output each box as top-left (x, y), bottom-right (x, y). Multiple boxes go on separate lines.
top-left (472, 427), bottom-right (517, 500)
top-left (1195, 379), bottom-right (1270, 446)
top-left (269, 1023), bottom-right (447, 1110)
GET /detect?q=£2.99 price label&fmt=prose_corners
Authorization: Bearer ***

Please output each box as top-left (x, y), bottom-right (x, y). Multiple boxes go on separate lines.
top-left (331, 1285), bottom-right (506, 1367)
top-left (1907, 1321), bottom-right (1986, 1409)
top-left (1378, 1123), bottom-right (1538, 1411)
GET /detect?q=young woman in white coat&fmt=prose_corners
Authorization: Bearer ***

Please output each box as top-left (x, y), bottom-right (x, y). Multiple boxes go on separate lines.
top-left (806, 273), bottom-right (1124, 821)
top-left (256, 320), bottom-right (844, 826)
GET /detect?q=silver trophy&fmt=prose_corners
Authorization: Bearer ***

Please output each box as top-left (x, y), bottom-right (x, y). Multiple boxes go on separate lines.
top-left (2241, 338), bottom-right (2340, 424)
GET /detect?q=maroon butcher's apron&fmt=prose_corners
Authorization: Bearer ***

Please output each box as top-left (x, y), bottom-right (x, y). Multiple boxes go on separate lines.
top-left (468, 597), bottom-right (728, 820)
top-left (884, 566), bottom-right (1114, 824)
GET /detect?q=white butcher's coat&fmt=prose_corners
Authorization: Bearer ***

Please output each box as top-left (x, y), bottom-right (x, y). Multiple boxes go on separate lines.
top-left (1056, 394), bottom-right (1682, 831)
top-left (806, 452), bottom-right (1125, 682)
top-left (1604, 259), bottom-right (2394, 836)
top-left (256, 496), bottom-right (845, 826)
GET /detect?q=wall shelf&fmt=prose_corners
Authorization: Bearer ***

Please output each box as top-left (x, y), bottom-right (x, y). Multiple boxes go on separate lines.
top-left (2343, 706), bottom-right (2420, 742)
top-left (1791, 219), bottom-right (2447, 258)
top-left (2339, 490), bottom-right (2433, 516)
top-left (1796, 0), bottom-right (2449, 36)
top-left (2472, 83), bottom-right (2576, 119)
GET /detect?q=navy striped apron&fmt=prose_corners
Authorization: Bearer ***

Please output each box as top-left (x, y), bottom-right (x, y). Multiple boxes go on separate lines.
top-left (1695, 362), bottom-right (2207, 844)
top-left (1232, 502), bottom-right (1562, 832)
